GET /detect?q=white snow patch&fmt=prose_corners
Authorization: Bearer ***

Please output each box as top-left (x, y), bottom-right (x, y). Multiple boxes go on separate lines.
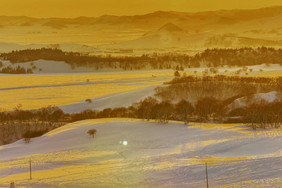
top-left (60, 86), bottom-right (156, 113)
top-left (228, 91), bottom-right (281, 110)
top-left (0, 119), bottom-right (281, 187)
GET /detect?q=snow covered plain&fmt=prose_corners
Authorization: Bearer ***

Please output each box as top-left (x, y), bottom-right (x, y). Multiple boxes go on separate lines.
top-left (0, 63), bottom-right (281, 112)
top-left (0, 71), bottom-right (173, 111)
top-left (0, 66), bottom-right (281, 187)
top-left (60, 85), bottom-right (157, 113)
top-left (0, 118), bottom-right (281, 187)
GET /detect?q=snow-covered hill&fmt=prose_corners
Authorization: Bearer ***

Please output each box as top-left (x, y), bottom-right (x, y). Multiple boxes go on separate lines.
top-left (227, 91), bottom-right (281, 111)
top-left (0, 119), bottom-right (281, 187)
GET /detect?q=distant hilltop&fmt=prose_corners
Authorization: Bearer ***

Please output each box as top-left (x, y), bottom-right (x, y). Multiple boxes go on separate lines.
top-left (0, 6), bottom-right (282, 51)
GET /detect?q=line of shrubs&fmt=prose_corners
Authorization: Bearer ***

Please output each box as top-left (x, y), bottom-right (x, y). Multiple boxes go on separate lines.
top-left (1, 97), bottom-right (280, 130)
top-left (22, 130), bottom-right (47, 143)
top-left (1, 47), bottom-right (282, 71)
top-left (0, 65), bottom-right (33, 74)
top-left (155, 75), bottom-right (282, 105)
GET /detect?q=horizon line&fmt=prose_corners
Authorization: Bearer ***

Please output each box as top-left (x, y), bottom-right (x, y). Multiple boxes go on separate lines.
top-left (0, 5), bottom-right (281, 19)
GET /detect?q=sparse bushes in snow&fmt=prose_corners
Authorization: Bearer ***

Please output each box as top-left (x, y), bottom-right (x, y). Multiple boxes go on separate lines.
top-left (87, 129), bottom-right (97, 138)
top-left (174, 71), bottom-right (180, 77)
top-left (156, 75), bottom-right (282, 103)
top-left (0, 65), bottom-right (33, 74)
top-left (24, 138), bottom-right (31, 144)
top-left (22, 130), bottom-right (48, 143)
top-left (175, 100), bottom-right (194, 124)
top-left (22, 130), bottom-right (47, 139)
top-left (85, 99), bottom-right (92, 103)
top-left (0, 121), bottom-right (65, 145)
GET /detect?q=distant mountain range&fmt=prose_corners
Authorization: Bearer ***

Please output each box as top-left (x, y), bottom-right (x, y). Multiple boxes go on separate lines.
top-left (106, 22), bottom-right (282, 49)
top-left (0, 6), bottom-right (282, 52)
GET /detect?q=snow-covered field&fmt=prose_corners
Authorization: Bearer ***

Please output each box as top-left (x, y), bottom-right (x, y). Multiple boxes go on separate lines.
top-left (0, 65), bottom-right (281, 187)
top-left (60, 86), bottom-right (157, 113)
top-left (2, 60), bottom-right (282, 75)
top-left (0, 63), bottom-right (281, 112)
top-left (0, 71), bottom-right (173, 111)
top-left (0, 119), bottom-right (281, 187)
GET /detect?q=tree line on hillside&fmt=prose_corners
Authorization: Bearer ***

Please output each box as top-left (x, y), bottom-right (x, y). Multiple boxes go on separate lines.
top-left (167, 75), bottom-right (282, 85)
top-left (1, 95), bottom-right (281, 145)
top-left (0, 47), bottom-right (281, 72)
top-left (155, 75), bottom-right (282, 102)
top-left (229, 102), bottom-right (282, 129)
top-left (0, 97), bottom-right (281, 128)
top-left (195, 47), bottom-right (282, 67)
top-left (0, 65), bottom-right (33, 74)
top-left (0, 105), bottom-right (64, 123)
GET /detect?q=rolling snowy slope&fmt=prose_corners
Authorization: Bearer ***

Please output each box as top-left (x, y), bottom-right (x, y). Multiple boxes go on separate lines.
top-left (0, 119), bottom-right (281, 187)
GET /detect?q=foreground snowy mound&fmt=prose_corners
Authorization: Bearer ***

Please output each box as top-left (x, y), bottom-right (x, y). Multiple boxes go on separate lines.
top-left (0, 119), bottom-right (281, 187)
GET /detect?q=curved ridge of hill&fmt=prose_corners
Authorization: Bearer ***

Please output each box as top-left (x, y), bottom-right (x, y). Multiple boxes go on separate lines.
top-left (0, 119), bottom-right (281, 187)
top-left (142, 22), bottom-right (188, 36)
top-left (1, 6), bottom-right (282, 27)
top-left (107, 23), bottom-right (194, 49)
top-left (106, 22), bottom-right (282, 49)
top-left (157, 23), bottom-right (185, 33)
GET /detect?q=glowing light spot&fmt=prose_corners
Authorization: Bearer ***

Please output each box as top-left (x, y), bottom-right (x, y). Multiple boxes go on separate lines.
top-left (122, 141), bottom-right (128, 146)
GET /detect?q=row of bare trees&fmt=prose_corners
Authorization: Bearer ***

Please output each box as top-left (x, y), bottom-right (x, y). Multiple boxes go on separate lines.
top-left (0, 106), bottom-right (64, 123)
top-left (1, 96), bottom-right (281, 126)
top-left (1, 47), bottom-right (282, 72)
top-left (0, 66), bottom-right (33, 74)
top-left (1, 97), bottom-right (281, 145)
top-left (242, 102), bottom-right (282, 129)
top-left (156, 75), bottom-right (282, 103)
top-left (136, 97), bottom-right (282, 128)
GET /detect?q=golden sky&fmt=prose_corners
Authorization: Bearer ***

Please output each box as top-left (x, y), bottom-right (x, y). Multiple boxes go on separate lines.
top-left (1, 0), bottom-right (282, 18)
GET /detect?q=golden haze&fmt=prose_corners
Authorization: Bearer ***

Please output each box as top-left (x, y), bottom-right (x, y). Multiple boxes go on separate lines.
top-left (1, 0), bottom-right (282, 18)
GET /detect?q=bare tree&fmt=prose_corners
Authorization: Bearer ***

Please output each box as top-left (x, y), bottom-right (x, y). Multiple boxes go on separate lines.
top-left (87, 129), bottom-right (97, 138)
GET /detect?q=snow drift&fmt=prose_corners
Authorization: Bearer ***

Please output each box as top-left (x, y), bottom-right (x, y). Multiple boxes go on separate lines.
top-left (0, 119), bottom-right (281, 187)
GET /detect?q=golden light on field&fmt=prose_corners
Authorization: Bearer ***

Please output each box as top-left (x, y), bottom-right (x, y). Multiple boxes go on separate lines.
top-left (0, 69), bottom-right (281, 111)
top-left (1, 120), bottom-right (281, 187)
top-left (0, 72), bottom-right (173, 111)
top-left (0, 0), bottom-right (281, 187)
